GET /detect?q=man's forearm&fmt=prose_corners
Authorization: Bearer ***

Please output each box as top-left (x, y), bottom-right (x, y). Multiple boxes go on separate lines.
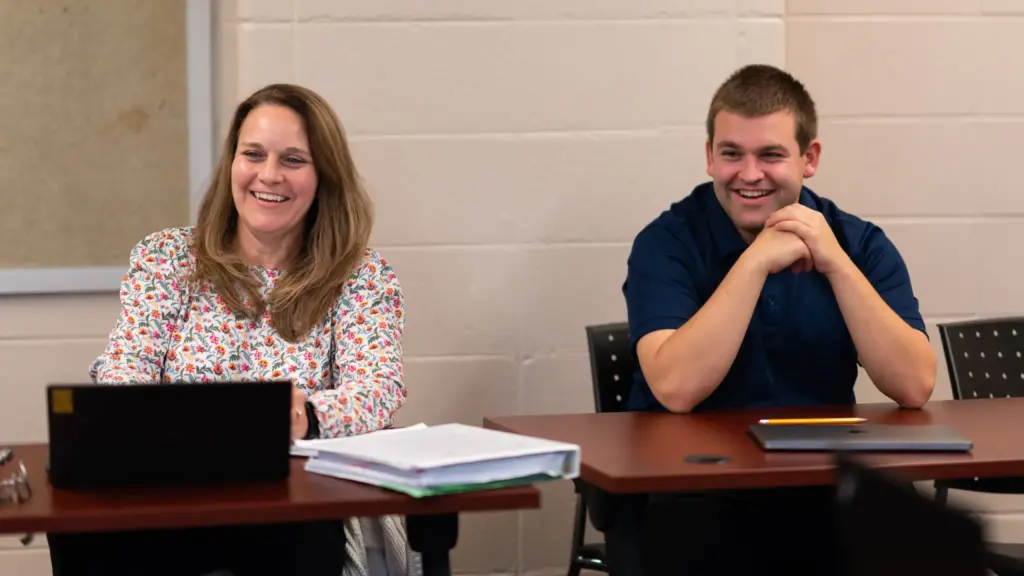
top-left (827, 260), bottom-right (936, 408)
top-left (641, 255), bottom-right (767, 412)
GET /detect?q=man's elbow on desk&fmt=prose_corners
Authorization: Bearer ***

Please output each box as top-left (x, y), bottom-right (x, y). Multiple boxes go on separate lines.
top-left (892, 373), bottom-right (936, 410)
top-left (876, 358), bottom-right (937, 410)
top-left (649, 377), bottom-right (704, 414)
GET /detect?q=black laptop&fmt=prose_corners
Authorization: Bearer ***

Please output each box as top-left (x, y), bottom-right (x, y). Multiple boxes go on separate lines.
top-left (47, 381), bottom-right (292, 490)
top-left (749, 423), bottom-right (973, 452)
top-left (835, 453), bottom-right (988, 576)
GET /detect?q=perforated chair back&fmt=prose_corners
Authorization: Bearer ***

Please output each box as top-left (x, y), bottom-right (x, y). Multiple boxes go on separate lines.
top-left (938, 317), bottom-right (1024, 401)
top-left (584, 322), bottom-right (635, 413)
top-left (935, 317), bottom-right (1024, 503)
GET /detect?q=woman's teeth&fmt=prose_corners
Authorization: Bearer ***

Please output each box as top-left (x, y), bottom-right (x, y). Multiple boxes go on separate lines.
top-left (252, 191), bottom-right (287, 203)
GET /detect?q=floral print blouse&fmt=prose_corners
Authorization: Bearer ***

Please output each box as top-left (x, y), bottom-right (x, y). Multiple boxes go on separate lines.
top-left (89, 227), bottom-right (406, 438)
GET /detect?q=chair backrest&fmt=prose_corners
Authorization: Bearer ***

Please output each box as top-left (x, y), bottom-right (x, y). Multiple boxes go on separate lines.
top-left (584, 322), bottom-right (636, 413)
top-left (937, 317), bottom-right (1024, 400)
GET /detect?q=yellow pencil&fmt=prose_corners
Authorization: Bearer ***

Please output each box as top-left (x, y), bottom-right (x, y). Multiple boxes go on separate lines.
top-left (757, 417), bottom-right (866, 425)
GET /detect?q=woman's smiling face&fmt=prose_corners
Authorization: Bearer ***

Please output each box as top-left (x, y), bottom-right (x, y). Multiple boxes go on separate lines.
top-left (231, 104), bottom-right (319, 242)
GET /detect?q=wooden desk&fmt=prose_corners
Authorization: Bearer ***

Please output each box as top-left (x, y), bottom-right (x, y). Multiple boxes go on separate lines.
top-left (0, 444), bottom-right (541, 576)
top-left (486, 398), bottom-right (1024, 492)
top-left (485, 398), bottom-right (1024, 576)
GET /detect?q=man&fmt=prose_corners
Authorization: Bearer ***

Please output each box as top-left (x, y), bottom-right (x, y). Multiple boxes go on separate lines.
top-left (621, 64), bottom-right (936, 574)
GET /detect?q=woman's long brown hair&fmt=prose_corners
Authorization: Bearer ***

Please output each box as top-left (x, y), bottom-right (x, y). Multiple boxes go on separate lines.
top-left (191, 84), bottom-right (373, 342)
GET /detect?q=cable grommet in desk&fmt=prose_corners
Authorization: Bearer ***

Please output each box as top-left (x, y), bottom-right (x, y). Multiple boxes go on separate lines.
top-left (683, 454), bottom-right (732, 464)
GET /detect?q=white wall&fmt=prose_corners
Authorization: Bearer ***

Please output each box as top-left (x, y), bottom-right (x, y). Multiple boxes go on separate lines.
top-left (787, 0), bottom-right (1024, 543)
top-left (218, 1), bottom-right (783, 572)
top-left (3, 0), bottom-right (1023, 573)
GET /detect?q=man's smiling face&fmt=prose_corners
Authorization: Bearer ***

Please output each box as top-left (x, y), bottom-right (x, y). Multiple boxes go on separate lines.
top-left (705, 109), bottom-right (821, 243)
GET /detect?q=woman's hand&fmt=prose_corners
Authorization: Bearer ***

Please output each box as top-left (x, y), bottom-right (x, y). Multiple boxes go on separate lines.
top-left (292, 387), bottom-right (310, 440)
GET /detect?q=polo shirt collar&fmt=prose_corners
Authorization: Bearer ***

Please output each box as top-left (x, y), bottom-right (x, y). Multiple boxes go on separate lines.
top-left (703, 183), bottom-right (818, 261)
top-left (703, 182), bottom-right (749, 259)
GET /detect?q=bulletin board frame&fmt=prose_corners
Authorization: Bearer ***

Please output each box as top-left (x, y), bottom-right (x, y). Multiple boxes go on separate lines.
top-left (0, 0), bottom-right (214, 296)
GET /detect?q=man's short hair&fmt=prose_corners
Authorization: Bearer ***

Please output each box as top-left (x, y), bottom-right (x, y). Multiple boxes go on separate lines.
top-left (706, 64), bottom-right (818, 153)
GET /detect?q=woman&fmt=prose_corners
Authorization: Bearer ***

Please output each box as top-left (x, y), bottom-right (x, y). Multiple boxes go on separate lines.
top-left (49, 84), bottom-right (406, 576)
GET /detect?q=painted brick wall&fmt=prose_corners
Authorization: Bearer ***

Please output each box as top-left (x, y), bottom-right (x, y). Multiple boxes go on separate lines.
top-left (785, 0), bottom-right (1024, 544)
top-left (218, 1), bottom-right (783, 572)
top-left (2, 0), bottom-right (1022, 573)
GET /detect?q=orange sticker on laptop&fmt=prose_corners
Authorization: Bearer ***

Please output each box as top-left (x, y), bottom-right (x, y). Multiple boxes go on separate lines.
top-left (51, 389), bottom-right (74, 414)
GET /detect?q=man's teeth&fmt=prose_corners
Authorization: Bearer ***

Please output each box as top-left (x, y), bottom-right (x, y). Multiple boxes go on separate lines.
top-left (736, 190), bottom-right (773, 199)
top-left (252, 191), bottom-right (287, 203)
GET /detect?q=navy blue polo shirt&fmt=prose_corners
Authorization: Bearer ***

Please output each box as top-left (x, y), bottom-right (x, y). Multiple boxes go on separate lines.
top-left (622, 182), bottom-right (926, 413)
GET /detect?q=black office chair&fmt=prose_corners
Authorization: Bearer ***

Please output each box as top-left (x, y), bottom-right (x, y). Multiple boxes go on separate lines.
top-left (566, 322), bottom-right (635, 576)
top-left (585, 322), bottom-right (635, 414)
top-left (936, 317), bottom-right (1024, 575)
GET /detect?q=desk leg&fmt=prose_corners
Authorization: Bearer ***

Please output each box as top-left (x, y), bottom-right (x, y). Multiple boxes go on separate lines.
top-left (584, 484), bottom-right (647, 576)
top-left (407, 513), bottom-right (458, 576)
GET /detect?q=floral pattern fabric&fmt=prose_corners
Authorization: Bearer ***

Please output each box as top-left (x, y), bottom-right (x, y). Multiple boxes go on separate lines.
top-left (90, 227), bottom-right (406, 438)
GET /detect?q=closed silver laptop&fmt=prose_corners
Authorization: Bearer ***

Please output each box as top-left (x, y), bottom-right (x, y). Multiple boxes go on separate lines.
top-left (749, 424), bottom-right (973, 452)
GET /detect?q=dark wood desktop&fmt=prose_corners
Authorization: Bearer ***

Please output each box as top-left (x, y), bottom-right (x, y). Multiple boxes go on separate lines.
top-left (0, 444), bottom-right (541, 576)
top-left (486, 398), bottom-right (1024, 492)
top-left (485, 397), bottom-right (1024, 576)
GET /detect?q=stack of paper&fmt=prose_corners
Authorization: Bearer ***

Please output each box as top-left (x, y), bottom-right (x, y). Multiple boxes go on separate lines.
top-left (301, 423), bottom-right (580, 497)
top-left (291, 423), bottom-right (430, 457)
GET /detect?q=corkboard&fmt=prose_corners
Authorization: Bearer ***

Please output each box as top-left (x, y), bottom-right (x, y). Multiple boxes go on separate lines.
top-left (0, 0), bottom-right (189, 269)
